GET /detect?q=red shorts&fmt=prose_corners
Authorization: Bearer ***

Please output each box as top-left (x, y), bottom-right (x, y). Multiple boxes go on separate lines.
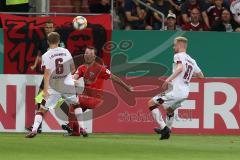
top-left (78, 95), bottom-right (102, 110)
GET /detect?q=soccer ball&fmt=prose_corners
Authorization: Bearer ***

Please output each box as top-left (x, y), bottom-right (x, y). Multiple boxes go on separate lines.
top-left (72, 16), bottom-right (87, 30)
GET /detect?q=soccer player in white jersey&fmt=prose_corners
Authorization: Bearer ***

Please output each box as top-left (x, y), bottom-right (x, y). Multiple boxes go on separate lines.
top-left (148, 36), bottom-right (204, 140)
top-left (26, 32), bottom-right (79, 138)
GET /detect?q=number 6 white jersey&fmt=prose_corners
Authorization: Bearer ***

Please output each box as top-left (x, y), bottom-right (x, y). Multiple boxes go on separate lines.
top-left (41, 47), bottom-right (75, 93)
top-left (171, 52), bottom-right (201, 98)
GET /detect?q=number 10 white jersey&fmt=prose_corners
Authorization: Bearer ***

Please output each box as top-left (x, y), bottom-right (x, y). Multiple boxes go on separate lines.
top-left (171, 52), bottom-right (201, 98)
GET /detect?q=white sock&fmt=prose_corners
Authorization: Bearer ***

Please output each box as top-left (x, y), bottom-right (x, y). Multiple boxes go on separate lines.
top-left (151, 108), bottom-right (166, 130)
top-left (32, 114), bottom-right (43, 132)
top-left (166, 113), bottom-right (174, 129)
top-left (74, 107), bottom-right (85, 129)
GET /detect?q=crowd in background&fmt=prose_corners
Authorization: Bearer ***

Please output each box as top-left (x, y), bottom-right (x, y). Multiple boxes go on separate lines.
top-left (114, 0), bottom-right (240, 31)
top-left (1, 0), bottom-right (240, 31)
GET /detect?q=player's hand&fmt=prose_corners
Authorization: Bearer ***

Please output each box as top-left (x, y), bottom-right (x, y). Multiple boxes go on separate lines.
top-left (43, 90), bottom-right (49, 99)
top-left (162, 80), bottom-right (169, 90)
top-left (127, 86), bottom-right (133, 92)
top-left (73, 79), bottom-right (78, 86)
top-left (30, 65), bottom-right (36, 70)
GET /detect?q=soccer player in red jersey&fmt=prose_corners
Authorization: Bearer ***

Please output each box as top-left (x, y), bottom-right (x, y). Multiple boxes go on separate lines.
top-left (62, 46), bottom-right (132, 136)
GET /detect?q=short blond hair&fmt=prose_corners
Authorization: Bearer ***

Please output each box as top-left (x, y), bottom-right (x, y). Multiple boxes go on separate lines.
top-left (174, 36), bottom-right (188, 44)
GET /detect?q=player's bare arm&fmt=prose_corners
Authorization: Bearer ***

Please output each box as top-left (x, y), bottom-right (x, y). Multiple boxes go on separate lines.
top-left (110, 74), bottom-right (132, 92)
top-left (162, 63), bottom-right (184, 90)
top-left (73, 72), bottom-right (79, 80)
top-left (30, 54), bottom-right (41, 70)
top-left (72, 71), bottom-right (80, 86)
top-left (193, 71), bottom-right (204, 78)
top-left (43, 68), bottom-right (51, 98)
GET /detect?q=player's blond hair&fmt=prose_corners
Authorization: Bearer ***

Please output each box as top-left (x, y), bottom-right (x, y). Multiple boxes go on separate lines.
top-left (174, 36), bottom-right (188, 44)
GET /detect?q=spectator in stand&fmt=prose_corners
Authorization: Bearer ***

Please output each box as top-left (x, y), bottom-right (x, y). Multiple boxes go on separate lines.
top-left (89, 0), bottom-right (111, 13)
top-left (230, 0), bottom-right (240, 25)
top-left (212, 9), bottom-right (240, 31)
top-left (168, 0), bottom-right (185, 14)
top-left (164, 12), bottom-right (182, 30)
top-left (124, 0), bottom-right (152, 30)
top-left (115, 0), bottom-right (126, 29)
top-left (207, 0), bottom-right (226, 27)
top-left (151, 0), bottom-right (172, 30)
top-left (167, 0), bottom-right (185, 26)
top-left (181, 0), bottom-right (210, 28)
top-left (182, 7), bottom-right (209, 30)
top-left (144, 1), bottom-right (154, 29)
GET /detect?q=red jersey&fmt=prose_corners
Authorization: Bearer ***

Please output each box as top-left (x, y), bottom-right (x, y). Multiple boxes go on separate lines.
top-left (76, 62), bottom-right (111, 98)
top-left (207, 5), bottom-right (224, 26)
top-left (183, 22), bottom-right (209, 31)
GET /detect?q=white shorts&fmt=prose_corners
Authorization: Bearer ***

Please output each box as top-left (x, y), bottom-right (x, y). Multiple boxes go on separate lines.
top-left (42, 88), bottom-right (78, 110)
top-left (152, 92), bottom-right (187, 110)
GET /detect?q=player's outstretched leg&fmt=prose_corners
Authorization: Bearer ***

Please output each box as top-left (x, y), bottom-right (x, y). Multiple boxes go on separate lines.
top-left (62, 105), bottom-right (80, 136)
top-left (148, 98), bottom-right (170, 140)
top-left (26, 92), bottom-right (45, 133)
top-left (73, 106), bottom-right (88, 137)
top-left (25, 108), bottom-right (47, 138)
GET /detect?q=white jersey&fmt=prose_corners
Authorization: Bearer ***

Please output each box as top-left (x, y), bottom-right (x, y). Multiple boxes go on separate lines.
top-left (230, 0), bottom-right (240, 23)
top-left (171, 52), bottom-right (201, 98)
top-left (41, 47), bottom-right (75, 93)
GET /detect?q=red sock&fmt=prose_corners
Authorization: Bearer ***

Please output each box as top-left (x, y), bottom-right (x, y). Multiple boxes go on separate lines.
top-left (68, 105), bottom-right (80, 136)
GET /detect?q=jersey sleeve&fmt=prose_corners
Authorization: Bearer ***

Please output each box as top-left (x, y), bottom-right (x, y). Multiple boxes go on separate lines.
top-left (194, 61), bottom-right (202, 73)
top-left (174, 54), bottom-right (183, 64)
top-left (66, 49), bottom-right (74, 64)
top-left (75, 66), bottom-right (84, 78)
top-left (41, 55), bottom-right (50, 70)
top-left (101, 67), bottom-right (111, 80)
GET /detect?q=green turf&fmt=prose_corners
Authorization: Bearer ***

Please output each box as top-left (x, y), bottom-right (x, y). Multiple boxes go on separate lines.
top-left (0, 133), bottom-right (239, 160)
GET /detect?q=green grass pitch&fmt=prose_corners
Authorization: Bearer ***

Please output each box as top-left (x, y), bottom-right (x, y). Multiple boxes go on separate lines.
top-left (0, 133), bottom-right (239, 160)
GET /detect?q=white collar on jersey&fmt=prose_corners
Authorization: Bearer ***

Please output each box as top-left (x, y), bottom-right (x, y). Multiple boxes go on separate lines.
top-left (175, 52), bottom-right (187, 55)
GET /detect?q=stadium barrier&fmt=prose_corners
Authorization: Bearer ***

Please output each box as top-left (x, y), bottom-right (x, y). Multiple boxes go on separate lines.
top-left (0, 75), bottom-right (240, 134)
top-left (0, 28), bottom-right (3, 74)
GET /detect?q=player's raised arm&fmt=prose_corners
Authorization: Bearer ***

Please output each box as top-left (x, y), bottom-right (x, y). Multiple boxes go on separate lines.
top-left (30, 53), bottom-right (41, 70)
top-left (110, 74), bottom-right (132, 92)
